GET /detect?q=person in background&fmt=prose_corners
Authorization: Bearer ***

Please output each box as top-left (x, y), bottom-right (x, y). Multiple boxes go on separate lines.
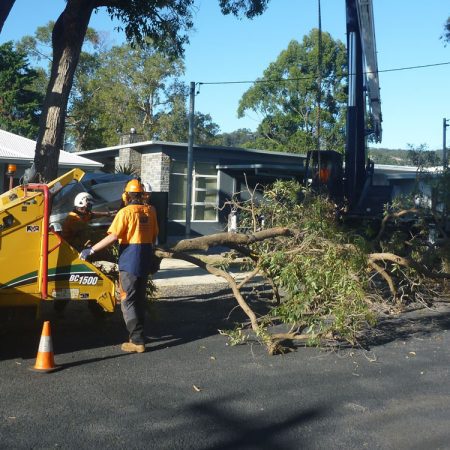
top-left (141, 182), bottom-right (159, 243)
top-left (141, 182), bottom-right (152, 205)
top-left (79, 179), bottom-right (159, 353)
top-left (142, 181), bottom-right (162, 274)
top-left (62, 192), bottom-right (115, 251)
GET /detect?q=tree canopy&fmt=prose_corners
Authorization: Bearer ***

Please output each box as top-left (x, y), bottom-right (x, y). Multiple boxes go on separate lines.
top-left (0, 41), bottom-right (44, 139)
top-left (443, 16), bottom-right (450, 43)
top-left (237, 29), bottom-right (347, 154)
top-left (69, 40), bottom-right (186, 149)
top-left (16, 21), bottom-right (222, 150)
top-left (1, 0), bottom-right (272, 182)
top-left (68, 40), bottom-right (221, 149)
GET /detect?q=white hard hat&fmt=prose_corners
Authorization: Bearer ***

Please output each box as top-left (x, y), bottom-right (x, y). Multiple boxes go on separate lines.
top-left (74, 192), bottom-right (93, 208)
top-left (142, 182), bottom-right (152, 193)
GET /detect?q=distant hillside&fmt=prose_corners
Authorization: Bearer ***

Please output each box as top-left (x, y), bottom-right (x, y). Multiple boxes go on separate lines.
top-left (368, 148), bottom-right (443, 166)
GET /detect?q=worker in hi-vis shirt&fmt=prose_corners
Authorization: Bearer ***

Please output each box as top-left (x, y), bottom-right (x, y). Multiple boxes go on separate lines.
top-left (79, 179), bottom-right (159, 353)
top-left (62, 192), bottom-right (116, 251)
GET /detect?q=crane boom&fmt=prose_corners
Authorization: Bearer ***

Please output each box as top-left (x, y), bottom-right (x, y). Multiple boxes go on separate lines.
top-left (357, 0), bottom-right (382, 142)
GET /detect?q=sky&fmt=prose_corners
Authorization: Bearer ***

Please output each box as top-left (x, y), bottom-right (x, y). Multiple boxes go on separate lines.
top-left (1, 0), bottom-right (449, 150)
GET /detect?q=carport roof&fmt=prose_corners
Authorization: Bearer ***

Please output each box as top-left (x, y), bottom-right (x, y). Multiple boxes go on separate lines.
top-left (0, 129), bottom-right (103, 168)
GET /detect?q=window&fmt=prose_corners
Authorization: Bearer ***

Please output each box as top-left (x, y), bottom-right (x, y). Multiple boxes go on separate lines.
top-left (168, 161), bottom-right (218, 221)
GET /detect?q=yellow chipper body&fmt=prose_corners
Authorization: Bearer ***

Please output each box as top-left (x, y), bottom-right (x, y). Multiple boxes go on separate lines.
top-left (0, 169), bottom-right (116, 312)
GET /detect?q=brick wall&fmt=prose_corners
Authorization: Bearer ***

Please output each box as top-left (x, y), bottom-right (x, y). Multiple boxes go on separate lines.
top-left (141, 153), bottom-right (171, 192)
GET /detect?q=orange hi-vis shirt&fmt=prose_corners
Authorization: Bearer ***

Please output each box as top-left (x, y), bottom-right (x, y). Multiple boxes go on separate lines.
top-left (61, 211), bottom-right (92, 243)
top-left (107, 203), bottom-right (159, 276)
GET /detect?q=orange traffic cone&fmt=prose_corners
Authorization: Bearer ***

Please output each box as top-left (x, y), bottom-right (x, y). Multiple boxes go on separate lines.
top-left (30, 321), bottom-right (60, 373)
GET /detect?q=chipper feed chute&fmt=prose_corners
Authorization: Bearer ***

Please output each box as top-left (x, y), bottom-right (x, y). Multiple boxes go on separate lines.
top-left (0, 169), bottom-right (116, 312)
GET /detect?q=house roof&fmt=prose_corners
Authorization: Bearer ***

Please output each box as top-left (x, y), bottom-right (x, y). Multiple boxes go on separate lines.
top-left (0, 129), bottom-right (103, 168)
top-left (375, 163), bottom-right (442, 179)
top-left (77, 138), bottom-right (442, 180)
top-left (77, 139), bottom-right (308, 160)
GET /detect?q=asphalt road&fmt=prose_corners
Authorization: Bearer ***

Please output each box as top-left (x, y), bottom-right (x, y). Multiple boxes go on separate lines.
top-left (1, 280), bottom-right (449, 450)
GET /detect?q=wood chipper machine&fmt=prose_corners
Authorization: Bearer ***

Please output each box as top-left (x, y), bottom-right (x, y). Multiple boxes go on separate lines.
top-left (0, 169), bottom-right (116, 314)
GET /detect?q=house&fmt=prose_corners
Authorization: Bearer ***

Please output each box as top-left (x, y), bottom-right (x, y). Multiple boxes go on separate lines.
top-left (0, 129), bottom-right (103, 191)
top-left (78, 132), bottom-right (441, 239)
top-left (78, 134), bottom-right (307, 238)
top-left (373, 163), bottom-right (441, 210)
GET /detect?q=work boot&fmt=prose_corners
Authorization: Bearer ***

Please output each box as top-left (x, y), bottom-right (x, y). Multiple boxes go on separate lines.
top-left (121, 342), bottom-right (145, 353)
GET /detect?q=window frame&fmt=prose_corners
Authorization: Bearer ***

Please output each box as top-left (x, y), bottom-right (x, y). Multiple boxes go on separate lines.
top-left (168, 160), bottom-right (219, 223)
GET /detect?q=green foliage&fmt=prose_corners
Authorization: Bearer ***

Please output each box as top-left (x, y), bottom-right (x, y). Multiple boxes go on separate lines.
top-left (82, 40), bottom-right (220, 147)
top-left (374, 144), bottom-right (450, 302)
top-left (155, 95), bottom-right (220, 144)
top-left (105, 0), bottom-right (268, 58)
top-left (18, 1), bottom-right (270, 183)
top-left (368, 147), bottom-right (443, 166)
top-left (368, 148), bottom-right (412, 165)
top-left (20, 23), bottom-right (221, 149)
top-left (235, 180), bottom-right (375, 344)
top-left (218, 327), bottom-right (249, 346)
top-left (237, 30), bottom-right (347, 154)
top-left (17, 21), bottom-right (108, 150)
top-left (114, 163), bottom-right (138, 176)
top-left (406, 143), bottom-right (440, 168)
top-left (16, 21), bottom-right (55, 66)
top-left (212, 128), bottom-right (258, 147)
top-left (0, 41), bottom-right (44, 138)
top-left (266, 245), bottom-right (371, 342)
top-left (442, 16), bottom-right (450, 44)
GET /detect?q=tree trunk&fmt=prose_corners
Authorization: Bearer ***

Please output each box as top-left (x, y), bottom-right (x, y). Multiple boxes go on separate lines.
top-left (33, 0), bottom-right (94, 182)
top-left (0, 0), bottom-right (15, 34)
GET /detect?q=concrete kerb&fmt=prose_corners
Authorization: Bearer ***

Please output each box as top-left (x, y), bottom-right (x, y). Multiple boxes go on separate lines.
top-left (152, 256), bottom-right (259, 287)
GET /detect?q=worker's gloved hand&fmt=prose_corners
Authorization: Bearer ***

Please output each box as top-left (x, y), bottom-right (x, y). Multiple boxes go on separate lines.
top-left (79, 247), bottom-right (94, 261)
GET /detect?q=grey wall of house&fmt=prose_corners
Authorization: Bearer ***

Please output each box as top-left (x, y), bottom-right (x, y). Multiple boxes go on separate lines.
top-left (117, 147), bottom-right (142, 175)
top-left (88, 142), bottom-right (307, 237)
top-left (218, 170), bottom-right (235, 222)
top-left (117, 148), bottom-right (171, 192)
top-left (389, 178), bottom-right (432, 200)
top-left (166, 170), bottom-right (235, 238)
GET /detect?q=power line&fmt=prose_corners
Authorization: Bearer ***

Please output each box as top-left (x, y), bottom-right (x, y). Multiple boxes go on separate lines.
top-left (197, 61), bottom-right (450, 87)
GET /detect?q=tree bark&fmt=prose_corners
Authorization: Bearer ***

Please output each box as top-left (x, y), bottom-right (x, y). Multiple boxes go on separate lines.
top-left (369, 252), bottom-right (450, 279)
top-left (0, 0), bottom-right (15, 34)
top-left (171, 227), bottom-right (292, 252)
top-left (33, 0), bottom-right (95, 182)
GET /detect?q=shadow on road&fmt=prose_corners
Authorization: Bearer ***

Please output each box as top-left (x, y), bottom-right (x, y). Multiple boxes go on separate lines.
top-left (360, 306), bottom-right (450, 349)
top-left (2, 283), bottom-right (449, 362)
top-left (0, 284), bottom-right (273, 362)
top-left (149, 394), bottom-right (329, 450)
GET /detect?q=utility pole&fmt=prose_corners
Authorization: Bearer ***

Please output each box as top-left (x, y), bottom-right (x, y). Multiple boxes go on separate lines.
top-left (443, 118), bottom-right (449, 170)
top-left (316, 0), bottom-right (322, 177)
top-left (443, 118), bottom-right (449, 228)
top-left (185, 82), bottom-right (195, 238)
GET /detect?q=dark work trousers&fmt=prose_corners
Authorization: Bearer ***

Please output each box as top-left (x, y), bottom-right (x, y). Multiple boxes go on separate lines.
top-left (119, 271), bottom-right (148, 345)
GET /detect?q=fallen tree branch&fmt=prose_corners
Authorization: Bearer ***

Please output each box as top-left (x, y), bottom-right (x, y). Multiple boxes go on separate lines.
top-left (271, 332), bottom-right (314, 342)
top-left (368, 259), bottom-right (397, 297)
top-left (158, 250), bottom-right (260, 333)
top-left (170, 227), bottom-right (292, 252)
top-left (369, 252), bottom-right (450, 279)
top-left (374, 208), bottom-right (419, 243)
top-left (237, 267), bottom-right (260, 289)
